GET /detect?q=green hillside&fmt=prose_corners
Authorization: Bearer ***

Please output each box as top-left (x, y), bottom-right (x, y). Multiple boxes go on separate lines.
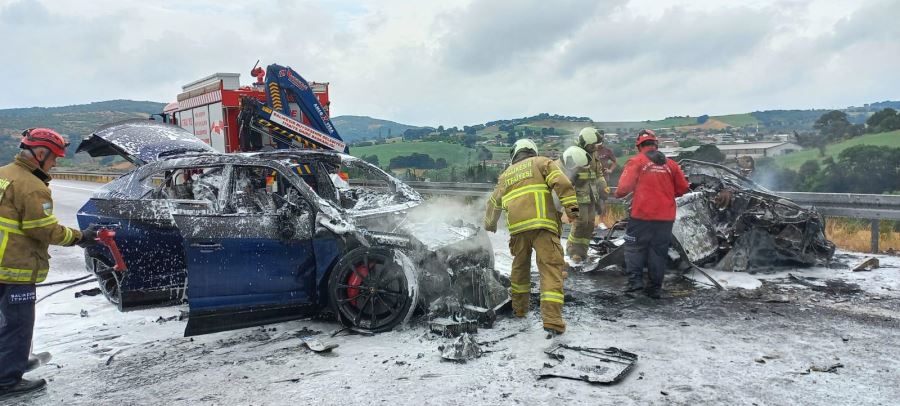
top-left (0, 100), bottom-right (165, 166)
top-left (775, 130), bottom-right (900, 170)
top-left (713, 113), bottom-right (759, 127)
top-left (331, 115), bottom-right (420, 143)
top-left (351, 141), bottom-right (479, 167)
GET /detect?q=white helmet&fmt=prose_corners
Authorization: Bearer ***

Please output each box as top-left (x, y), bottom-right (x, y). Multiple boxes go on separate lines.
top-left (577, 127), bottom-right (603, 148)
top-left (562, 146), bottom-right (590, 170)
top-left (511, 138), bottom-right (538, 159)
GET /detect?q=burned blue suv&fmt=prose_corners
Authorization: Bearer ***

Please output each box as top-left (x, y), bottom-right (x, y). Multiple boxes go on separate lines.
top-left (76, 120), bottom-right (506, 336)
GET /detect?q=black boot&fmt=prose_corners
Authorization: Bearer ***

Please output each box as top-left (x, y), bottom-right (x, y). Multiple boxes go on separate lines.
top-left (644, 288), bottom-right (661, 299)
top-left (624, 285), bottom-right (644, 294)
top-left (0, 378), bottom-right (47, 400)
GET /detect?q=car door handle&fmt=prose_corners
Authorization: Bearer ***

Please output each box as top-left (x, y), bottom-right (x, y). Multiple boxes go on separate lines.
top-left (190, 242), bottom-right (223, 253)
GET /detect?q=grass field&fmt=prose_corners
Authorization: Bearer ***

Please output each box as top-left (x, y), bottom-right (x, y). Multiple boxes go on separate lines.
top-left (351, 141), bottom-right (478, 167)
top-left (775, 130), bottom-right (900, 170)
top-left (712, 113), bottom-right (759, 127)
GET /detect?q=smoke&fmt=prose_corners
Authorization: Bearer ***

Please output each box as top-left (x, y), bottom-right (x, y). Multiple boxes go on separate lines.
top-left (408, 196), bottom-right (491, 226)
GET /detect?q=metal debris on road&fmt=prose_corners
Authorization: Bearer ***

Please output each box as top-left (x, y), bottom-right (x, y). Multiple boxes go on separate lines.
top-left (538, 345), bottom-right (638, 384)
top-left (429, 317), bottom-right (478, 337)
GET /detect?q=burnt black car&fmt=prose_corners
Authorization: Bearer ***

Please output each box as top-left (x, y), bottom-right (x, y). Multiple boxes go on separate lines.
top-left (586, 159), bottom-right (835, 273)
top-left (76, 120), bottom-right (506, 336)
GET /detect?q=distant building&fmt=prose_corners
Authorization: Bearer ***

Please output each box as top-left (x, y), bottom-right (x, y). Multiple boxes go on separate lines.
top-left (715, 142), bottom-right (801, 159)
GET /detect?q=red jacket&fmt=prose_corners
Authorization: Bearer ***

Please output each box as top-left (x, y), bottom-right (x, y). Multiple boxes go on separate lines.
top-left (614, 151), bottom-right (690, 221)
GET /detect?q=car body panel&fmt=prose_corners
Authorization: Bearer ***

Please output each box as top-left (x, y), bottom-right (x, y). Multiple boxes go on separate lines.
top-left (76, 120), bottom-right (502, 336)
top-left (77, 119), bottom-right (218, 165)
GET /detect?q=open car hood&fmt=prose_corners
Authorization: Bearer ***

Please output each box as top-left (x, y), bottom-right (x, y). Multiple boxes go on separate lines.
top-left (77, 119), bottom-right (218, 165)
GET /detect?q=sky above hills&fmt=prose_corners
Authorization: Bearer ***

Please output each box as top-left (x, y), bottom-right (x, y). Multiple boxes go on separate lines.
top-left (1, 0), bottom-right (897, 127)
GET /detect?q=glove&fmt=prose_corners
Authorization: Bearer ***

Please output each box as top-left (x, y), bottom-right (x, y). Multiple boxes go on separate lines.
top-left (76, 225), bottom-right (100, 248)
top-left (484, 223), bottom-right (497, 233)
top-left (566, 206), bottom-right (580, 220)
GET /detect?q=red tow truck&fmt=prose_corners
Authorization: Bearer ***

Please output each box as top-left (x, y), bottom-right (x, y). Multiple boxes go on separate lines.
top-left (161, 62), bottom-right (346, 153)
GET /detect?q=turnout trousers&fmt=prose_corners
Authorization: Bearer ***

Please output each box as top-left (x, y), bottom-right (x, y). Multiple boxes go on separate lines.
top-left (509, 229), bottom-right (566, 333)
top-left (0, 284), bottom-right (36, 387)
top-left (623, 219), bottom-right (674, 294)
top-left (566, 202), bottom-right (596, 260)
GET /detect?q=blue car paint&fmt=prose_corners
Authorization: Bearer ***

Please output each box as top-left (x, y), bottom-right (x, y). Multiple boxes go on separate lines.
top-left (185, 235), bottom-right (317, 312)
top-left (77, 199), bottom-right (187, 300)
top-left (313, 237), bottom-right (342, 306)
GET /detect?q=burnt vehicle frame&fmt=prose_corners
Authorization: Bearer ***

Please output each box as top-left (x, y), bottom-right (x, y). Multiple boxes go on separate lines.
top-left (587, 159), bottom-right (835, 273)
top-left (76, 120), bottom-right (504, 336)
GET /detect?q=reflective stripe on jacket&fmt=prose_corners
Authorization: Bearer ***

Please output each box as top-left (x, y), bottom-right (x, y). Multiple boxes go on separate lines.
top-left (556, 159), bottom-right (608, 205)
top-left (485, 156), bottom-right (578, 235)
top-left (0, 158), bottom-right (81, 284)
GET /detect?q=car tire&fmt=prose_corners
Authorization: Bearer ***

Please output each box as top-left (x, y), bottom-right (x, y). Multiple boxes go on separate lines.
top-left (328, 246), bottom-right (418, 333)
top-left (90, 256), bottom-right (122, 308)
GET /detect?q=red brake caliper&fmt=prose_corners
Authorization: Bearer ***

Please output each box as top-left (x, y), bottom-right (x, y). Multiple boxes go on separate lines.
top-left (346, 262), bottom-right (370, 307)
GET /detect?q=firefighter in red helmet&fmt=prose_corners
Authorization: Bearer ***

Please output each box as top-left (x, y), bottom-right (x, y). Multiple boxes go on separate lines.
top-left (615, 129), bottom-right (689, 299)
top-left (0, 128), bottom-right (98, 399)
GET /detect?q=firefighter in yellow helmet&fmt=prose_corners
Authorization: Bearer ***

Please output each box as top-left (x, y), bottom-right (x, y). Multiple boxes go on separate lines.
top-left (557, 146), bottom-right (602, 263)
top-left (484, 139), bottom-right (579, 336)
top-left (564, 128), bottom-right (611, 262)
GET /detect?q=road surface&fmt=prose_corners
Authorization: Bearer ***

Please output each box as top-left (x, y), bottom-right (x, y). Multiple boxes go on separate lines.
top-left (9, 180), bottom-right (899, 405)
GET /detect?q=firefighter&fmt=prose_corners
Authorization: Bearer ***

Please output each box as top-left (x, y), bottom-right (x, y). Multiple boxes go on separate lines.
top-left (614, 129), bottom-right (689, 299)
top-left (0, 129), bottom-right (97, 399)
top-left (570, 128), bottom-right (611, 257)
top-left (556, 145), bottom-right (602, 263)
top-left (484, 139), bottom-right (579, 336)
top-left (593, 134), bottom-right (618, 183)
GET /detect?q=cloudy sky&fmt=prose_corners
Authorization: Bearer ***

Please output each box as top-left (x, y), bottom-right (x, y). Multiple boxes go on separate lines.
top-left (1, 0), bottom-right (897, 126)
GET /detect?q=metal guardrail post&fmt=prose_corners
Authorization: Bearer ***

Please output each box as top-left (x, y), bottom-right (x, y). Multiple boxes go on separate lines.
top-left (871, 220), bottom-right (880, 254)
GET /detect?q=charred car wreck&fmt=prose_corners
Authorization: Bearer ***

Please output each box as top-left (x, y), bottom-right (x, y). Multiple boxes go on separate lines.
top-left (76, 120), bottom-right (508, 336)
top-left (587, 159), bottom-right (835, 273)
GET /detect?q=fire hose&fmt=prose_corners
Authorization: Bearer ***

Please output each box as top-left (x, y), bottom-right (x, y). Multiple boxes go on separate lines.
top-left (36, 227), bottom-right (127, 303)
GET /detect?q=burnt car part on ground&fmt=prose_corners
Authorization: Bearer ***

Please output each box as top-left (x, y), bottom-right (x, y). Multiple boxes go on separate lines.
top-left (585, 160), bottom-right (835, 274)
top-left (76, 120), bottom-right (508, 336)
top-left (538, 345), bottom-right (638, 385)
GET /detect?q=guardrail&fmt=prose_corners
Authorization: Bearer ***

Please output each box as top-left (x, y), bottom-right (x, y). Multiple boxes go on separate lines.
top-left (51, 169), bottom-right (124, 184)
top-left (53, 170), bottom-right (899, 253)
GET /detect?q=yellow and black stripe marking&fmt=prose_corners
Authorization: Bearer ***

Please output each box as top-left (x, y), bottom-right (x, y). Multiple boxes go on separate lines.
top-left (268, 83), bottom-right (283, 110)
top-left (257, 119), bottom-right (320, 149)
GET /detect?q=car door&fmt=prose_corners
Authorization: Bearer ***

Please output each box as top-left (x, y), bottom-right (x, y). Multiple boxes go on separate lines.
top-left (74, 119), bottom-right (218, 310)
top-left (78, 180), bottom-right (186, 310)
top-left (175, 164), bottom-right (318, 336)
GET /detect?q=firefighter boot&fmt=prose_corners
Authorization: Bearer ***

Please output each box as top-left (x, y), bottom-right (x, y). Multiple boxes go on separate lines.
top-left (0, 378), bottom-right (46, 400)
top-left (511, 293), bottom-right (530, 318)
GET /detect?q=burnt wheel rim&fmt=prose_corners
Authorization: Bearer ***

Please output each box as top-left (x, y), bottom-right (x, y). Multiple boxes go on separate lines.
top-left (333, 250), bottom-right (410, 331)
top-left (93, 258), bottom-right (122, 306)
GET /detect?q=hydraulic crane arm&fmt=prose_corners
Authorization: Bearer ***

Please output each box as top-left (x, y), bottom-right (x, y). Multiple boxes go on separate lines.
top-left (237, 63), bottom-right (348, 153)
top-left (266, 64), bottom-right (343, 144)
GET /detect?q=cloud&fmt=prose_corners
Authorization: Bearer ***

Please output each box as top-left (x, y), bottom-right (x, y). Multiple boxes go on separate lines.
top-left (0, 0), bottom-right (897, 127)
top-left (434, 0), bottom-right (618, 73)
